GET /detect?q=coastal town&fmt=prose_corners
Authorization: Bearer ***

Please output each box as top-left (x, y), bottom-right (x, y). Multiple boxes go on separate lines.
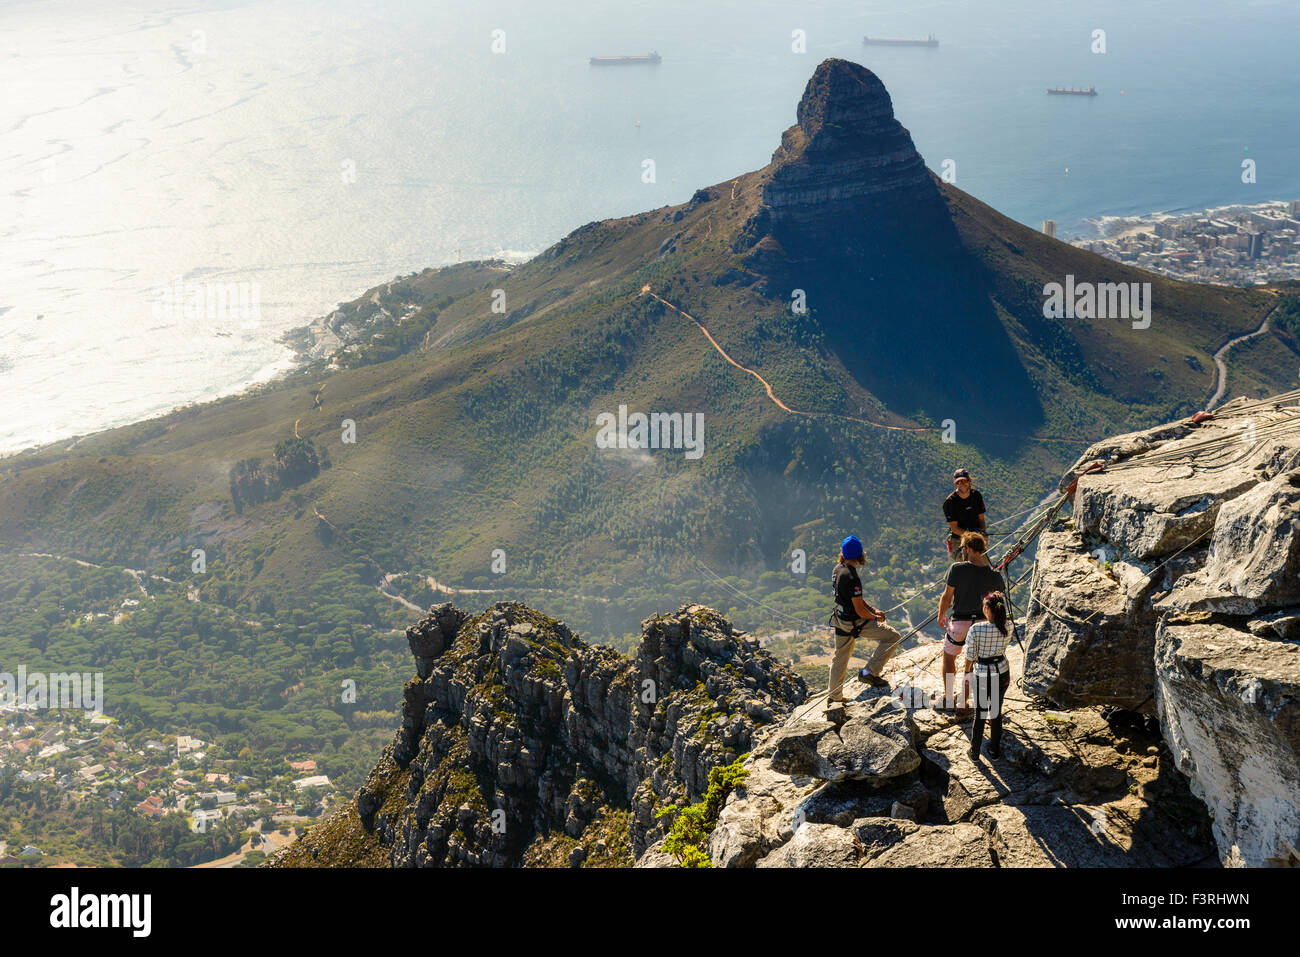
top-left (1051, 200), bottom-right (1300, 285)
top-left (0, 704), bottom-right (337, 867)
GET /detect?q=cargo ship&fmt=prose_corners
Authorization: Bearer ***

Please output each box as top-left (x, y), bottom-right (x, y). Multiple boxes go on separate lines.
top-left (863, 35), bottom-right (938, 47)
top-left (589, 51), bottom-right (662, 65)
top-left (1047, 86), bottom-right (1098, 96)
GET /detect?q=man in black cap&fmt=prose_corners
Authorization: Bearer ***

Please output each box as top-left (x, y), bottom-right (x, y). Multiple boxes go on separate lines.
top-left (943, 469), bottom-right (986, 561)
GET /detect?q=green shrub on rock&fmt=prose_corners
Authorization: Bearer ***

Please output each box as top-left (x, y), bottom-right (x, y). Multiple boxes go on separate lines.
top-left (657, 754), bottom-right (749, 868)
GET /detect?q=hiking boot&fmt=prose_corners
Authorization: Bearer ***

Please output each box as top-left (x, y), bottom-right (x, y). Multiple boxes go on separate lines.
top-left (861, 672), bottom-right (890, 689)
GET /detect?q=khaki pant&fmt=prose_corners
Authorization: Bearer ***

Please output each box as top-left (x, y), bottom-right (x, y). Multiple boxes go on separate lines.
top-left (828, 618), bottom-right (904, 699)
top-left (947, 533), bottom-right (966, 561)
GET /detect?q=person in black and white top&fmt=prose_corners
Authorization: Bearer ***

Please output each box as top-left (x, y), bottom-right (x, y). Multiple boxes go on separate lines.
top-left (965, 590), bottom-right (1014, 761)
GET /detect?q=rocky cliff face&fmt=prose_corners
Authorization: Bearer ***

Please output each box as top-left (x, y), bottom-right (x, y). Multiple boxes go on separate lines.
top-left (737, 58), bottom-right (951, 266)
top-left (1022, 394), bottom-right (1300, 867)
top-left (273, 601), bottom-right (806, 867)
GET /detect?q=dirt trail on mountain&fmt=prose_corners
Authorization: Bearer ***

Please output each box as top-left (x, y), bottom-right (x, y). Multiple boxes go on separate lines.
top-left (639, 287), bottom-right (1115, 446)
top-left (641, 286), bottom-right (944, 435)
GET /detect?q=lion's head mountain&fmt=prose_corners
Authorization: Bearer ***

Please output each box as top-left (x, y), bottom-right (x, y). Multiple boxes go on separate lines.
top-left (2, 60), bottom-right (1298, 869)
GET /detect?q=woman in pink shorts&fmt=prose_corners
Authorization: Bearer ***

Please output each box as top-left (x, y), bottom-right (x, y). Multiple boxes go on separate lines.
top-left (937, 532), bottom-right (1005, 711)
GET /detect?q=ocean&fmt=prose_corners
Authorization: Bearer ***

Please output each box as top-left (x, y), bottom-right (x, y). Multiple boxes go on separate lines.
top-left (3, 0), bottom-right (1298, 454)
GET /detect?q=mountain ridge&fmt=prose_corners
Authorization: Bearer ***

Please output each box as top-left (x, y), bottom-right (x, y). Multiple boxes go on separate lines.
top-left (271, 601), bottom-right (807, 867)
top-left (2, 57), bottom-right (1297, 659)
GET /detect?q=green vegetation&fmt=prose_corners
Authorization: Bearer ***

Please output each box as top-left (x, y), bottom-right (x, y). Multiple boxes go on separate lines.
top-left (273, 437), bottom-right (322, 487)
top-left (229, 437), bottom-right (326, 512)
top-left (0, 554), bottom-right (409, 787)
top-left (2, 138), bottom-right (1297, 865)
top-left (267, 799), bottom-right (390, 868)
top-left (520, 806), bottom-right (634, 868)
top-left (657, 755), bottom-right (750, 867)
top-left (0, 769), bottom-right (245, 867)
top-left (1269, 291), bottom-right (1300, 343)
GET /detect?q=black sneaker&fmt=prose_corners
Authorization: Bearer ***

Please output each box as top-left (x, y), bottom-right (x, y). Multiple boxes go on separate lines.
top-left (987, 741), bottom-right (1003, 760)
top-left (969, 743), bottom-right (982, 762)
top-left (861, 672), bottom-right (890, 689)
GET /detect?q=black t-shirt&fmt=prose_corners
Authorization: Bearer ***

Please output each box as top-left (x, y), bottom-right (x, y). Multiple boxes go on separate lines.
top-left (946, 562), bottom-right (1006, 619)
top-left (832, 562), bottom-right (863, 621)
top-left (943, 489), bottom-right (986, 532)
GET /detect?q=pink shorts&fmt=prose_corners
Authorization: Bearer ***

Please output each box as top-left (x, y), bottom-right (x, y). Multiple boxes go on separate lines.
top-left (944, 619), bottom-right (973, 656)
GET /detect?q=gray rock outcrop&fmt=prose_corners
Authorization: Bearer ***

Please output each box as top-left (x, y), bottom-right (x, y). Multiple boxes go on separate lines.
top-left (276, 601), bottom-right (806, 867)
top-left (1023, 394), bottom-right (1300, 866)
top-left (705, 640), bottom-right (1214, 868)
top-left (736, 58), bottom-right (951, 266)
top-left (762, 60), bottom-right (940, 236)
top-left (1155, 616), bottom-right (1300, 867)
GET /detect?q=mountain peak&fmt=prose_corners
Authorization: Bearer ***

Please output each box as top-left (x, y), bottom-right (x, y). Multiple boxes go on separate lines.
top-left (794, 58), bottom-right (901, 141)
top-left (742, 58), bottom-right (946, 263)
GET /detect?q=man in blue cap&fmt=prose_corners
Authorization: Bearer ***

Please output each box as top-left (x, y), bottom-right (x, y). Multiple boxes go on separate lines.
top-left (828, 534), bottom-right (901, 707)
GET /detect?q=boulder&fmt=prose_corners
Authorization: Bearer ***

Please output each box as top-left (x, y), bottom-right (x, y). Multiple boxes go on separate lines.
top-left (1069, 405), bottom-right (1287, 560)
top-left (1160, 469), bottom-right (1300, 615)
top-left (755, 822), bottom-right (861, 868)
top-left (707, 762), bottom-right (822, 868)
top-left (632, 842), bottom-right (678, 869)
top-left (1021, 528), bottom-right (1163, 709)
top-left (766, 695), bottom-right (919, 783)
top-left (854, 818), bottom-right (994, 867)
top-left (796, 777), bottom-right (931, 827)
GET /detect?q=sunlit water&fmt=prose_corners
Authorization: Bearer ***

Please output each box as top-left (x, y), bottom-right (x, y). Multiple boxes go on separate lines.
top-left (2, 0), bottom-right (1297, 453)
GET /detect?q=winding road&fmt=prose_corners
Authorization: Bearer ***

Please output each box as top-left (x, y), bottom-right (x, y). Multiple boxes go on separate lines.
top-left (1207, 303), bottom-right (1278, 410)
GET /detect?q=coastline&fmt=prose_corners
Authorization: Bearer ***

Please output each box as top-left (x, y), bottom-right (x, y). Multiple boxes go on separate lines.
top-left (0, 349), bottom-right (305, 461)
top-left (1074, 197), bottom-right (1299, 241)
top-left (0, 254), bottom-right (530, 462)
top-left (4, 191), bottom-right (1292, 464)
